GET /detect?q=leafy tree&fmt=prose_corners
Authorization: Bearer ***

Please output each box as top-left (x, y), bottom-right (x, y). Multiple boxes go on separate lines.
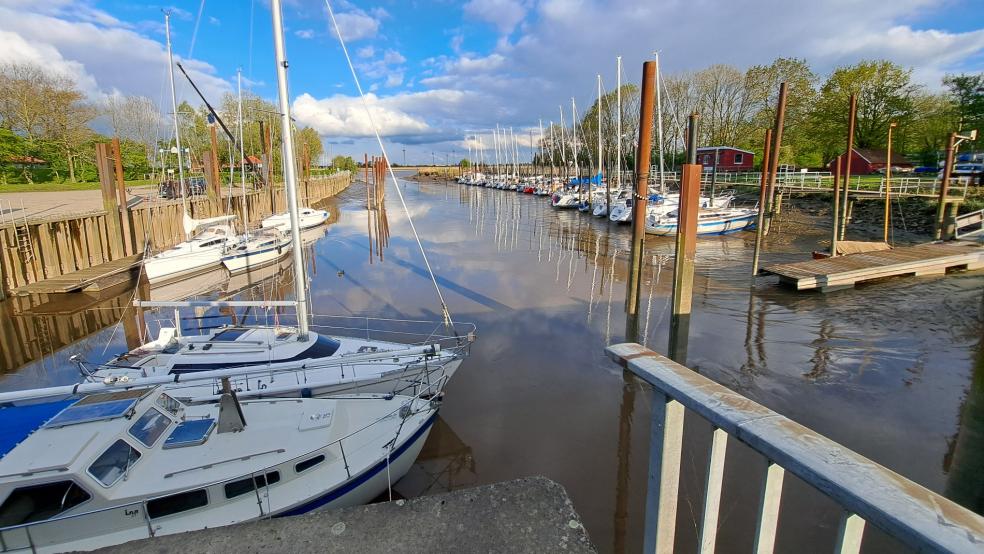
top-left (943, 73), bottom-right (984, 136)
top-left (744, 58), bottom-right (819, 167)
top-left (0, 128), bottom-right (26, 183)
top-left (810, 60), bottom-right (919, 162)
top-left (459, 158), bottom-right (471, 168)
top-left (295, 127), bottom-right (323, 175)
top-left (331, 155), bottom-right (358, 173)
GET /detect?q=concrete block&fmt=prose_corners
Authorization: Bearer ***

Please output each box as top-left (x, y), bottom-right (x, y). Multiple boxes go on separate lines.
top-left (91, 476), bottom-right (595, 553)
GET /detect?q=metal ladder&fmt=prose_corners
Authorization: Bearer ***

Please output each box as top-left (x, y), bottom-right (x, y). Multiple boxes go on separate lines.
top-left (0, 200), bottom-right (34, 264)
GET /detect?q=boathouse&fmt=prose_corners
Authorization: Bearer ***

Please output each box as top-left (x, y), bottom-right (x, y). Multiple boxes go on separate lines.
top-left (828, 148), bottom-right (915, 175)
top-left (695, 147), bottom-right (754, 172)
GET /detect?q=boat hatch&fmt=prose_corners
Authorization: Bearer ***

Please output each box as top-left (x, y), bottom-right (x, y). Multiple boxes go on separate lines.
top-left (212, 328), bottom-right (250, 342)
top-left (163, 418), bottom-right (216, 449)
top-left (43, 397), bottom-right (141, 429)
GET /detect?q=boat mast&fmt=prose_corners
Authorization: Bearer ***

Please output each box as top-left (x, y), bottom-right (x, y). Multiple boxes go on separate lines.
top-left (655, 52), bottom-right (666, 195)
top-left (597, 74), bottom-right (603, 206)
top-left (549, 121), bottom-right (556, 178)
top-left (616, 56), bottom-right (622, 191)
top-left (538, 119), bottom-right (545, 178)
top-left (164, 12), bottom-right (189, 222)
top-left (237, 69), bottom-right (249, 232)
top-left (493, 126), bottom-right (501, 178)
top-left (571, 98), bottom-right (580, 200)
top-left (270, 0), bottom-right (309, 338)
top-left (558, 107), bottom-right (568, 177)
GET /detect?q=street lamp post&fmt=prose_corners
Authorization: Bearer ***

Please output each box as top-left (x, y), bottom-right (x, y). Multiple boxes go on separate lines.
top-left (883, 122), bottom-right (896, 243)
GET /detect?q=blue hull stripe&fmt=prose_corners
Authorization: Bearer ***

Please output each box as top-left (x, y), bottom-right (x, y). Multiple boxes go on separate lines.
top-left (274, 411), bottom-right (438, 517)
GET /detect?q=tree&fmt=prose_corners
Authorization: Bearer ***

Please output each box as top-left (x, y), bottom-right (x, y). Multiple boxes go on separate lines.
top-left (459, 158), bottom-right (471, 168)
top-left (744, 58), bottom-right (819, 167)
top-left (104, 94), bottom-right (162, 163)
top-left (295, 127), bottom-right (323, 174)
top-left (810, 60), bottom-right (919, 162)
top-left (331, 155), bottom-right (358, 173)
top-left (943, 73), bottom-right (984, 136)
top-left (0, 128), bottom-right (27, 184)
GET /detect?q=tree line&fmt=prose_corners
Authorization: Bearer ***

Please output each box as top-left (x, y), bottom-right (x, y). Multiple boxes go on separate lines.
top-left (0, 61), bottom-right (327, 186)
top-left (535, 58), bottom-right (982, 173)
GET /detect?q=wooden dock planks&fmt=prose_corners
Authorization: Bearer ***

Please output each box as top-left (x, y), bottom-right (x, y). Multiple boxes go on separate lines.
top-left (762, 242), bottom-right (984, 292)
top-left (12, 254), bottom-right (144, 294)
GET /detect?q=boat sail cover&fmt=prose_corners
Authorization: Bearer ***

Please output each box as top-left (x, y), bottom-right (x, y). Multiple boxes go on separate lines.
top-left (183, 212), bottom-right (237, 235)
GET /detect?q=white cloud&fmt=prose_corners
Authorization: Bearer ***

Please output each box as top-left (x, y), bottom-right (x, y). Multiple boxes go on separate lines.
top-left (292, 89), bottom-right (474, 141)
top-left (357, 45), bottom-right (375, 58)
top-left (295, 29), bottom-right (315, 39)
top-left (330, 10), bottom-right (381, 41)
top-left (463, 0), bottom-right (528, 35)
top-left (208, 16), bottom-right (220, 26)
top-left (0, 3), bottom-right (230, 104)
top-left (385, 72), bottom-right (404, 88)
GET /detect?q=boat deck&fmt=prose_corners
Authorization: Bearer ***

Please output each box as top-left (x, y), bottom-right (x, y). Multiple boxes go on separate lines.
top-left (13, 253), bottom-right (144, 295)
top-left (761, 242), bottom-right (984, 292)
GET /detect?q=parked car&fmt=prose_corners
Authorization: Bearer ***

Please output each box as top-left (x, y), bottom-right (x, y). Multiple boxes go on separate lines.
top-left (158, 177), bottom-right (207, 199)
top-left (913, 166), bottom-right (937, 174)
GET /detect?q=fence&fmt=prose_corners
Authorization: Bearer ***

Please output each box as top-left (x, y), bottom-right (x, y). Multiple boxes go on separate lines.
top-left (606, 342), bottom-right (984, 554)
top-left (0, 172), bottom-right (351, 297)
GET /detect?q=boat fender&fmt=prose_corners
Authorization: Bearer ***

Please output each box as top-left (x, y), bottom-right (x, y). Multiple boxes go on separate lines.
top-left (399, 405), bottom-right (412, 419)
top-left (301, 388), bottom-right (312, 398)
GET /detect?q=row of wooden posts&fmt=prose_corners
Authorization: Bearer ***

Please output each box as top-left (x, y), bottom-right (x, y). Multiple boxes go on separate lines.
top-left (0, 142), bottom-right (351, 298)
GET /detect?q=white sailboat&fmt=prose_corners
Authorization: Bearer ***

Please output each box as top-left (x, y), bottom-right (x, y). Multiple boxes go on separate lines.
top-left (92, 0), bottom-right (472, 402)
top-left (222, 70), bottom-right (293, 275)
top-left (261, 207), bottom-right (329, 230)
top-left (143, 19), bottom-right (239, 284)
top-left (645, 207), bottom-right (758, 236)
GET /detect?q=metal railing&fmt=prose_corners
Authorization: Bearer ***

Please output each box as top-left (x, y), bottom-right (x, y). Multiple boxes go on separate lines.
top-left (605, 342), bottom-right (984, 554)
top-left (955, 209), bottom-right (984, 239)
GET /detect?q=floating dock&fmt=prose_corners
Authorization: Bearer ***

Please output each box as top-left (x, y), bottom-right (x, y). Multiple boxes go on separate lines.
top-left (12, 253), bottom-right (143, 294)
top-left (762, 242), bottom-right (984, 292)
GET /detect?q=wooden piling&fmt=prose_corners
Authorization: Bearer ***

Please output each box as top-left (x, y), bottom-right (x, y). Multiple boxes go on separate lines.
top-left (935, 132), bottom-right (957, 240)
top-left (750, 128), bottom-right (772, 276)
top-left (763, 82), bottom-right (787, 236)
top-left (625, 61), bottom-right (657, 341)
top-left (669, 114), bottom-right (701, 364)
top-left (840, 94), bottom-right (858, 241)
top-left (831, 157), bottom-right (841, 256)
top-left (95, 143), bottom-right (124, 260)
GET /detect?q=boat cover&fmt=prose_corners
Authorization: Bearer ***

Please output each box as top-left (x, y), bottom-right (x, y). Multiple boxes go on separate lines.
top-left (0, 400), bottom-right (75, 460)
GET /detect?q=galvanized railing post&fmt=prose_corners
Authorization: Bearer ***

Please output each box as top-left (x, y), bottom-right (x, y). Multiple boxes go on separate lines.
top-left (644, 392), bottom-right (685, 554)
top-left (699, 427), bottom-right (728, 553)
top-left (835, 512), bottom-right (866, 554)
top-left (753, 462), bottom-right (785, 554)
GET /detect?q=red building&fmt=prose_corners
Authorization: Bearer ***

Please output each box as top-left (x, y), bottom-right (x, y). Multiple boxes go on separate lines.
top-left (827, 148), bottom-right (914, 175)
top-left (695, 147), bottom-right (754, 172)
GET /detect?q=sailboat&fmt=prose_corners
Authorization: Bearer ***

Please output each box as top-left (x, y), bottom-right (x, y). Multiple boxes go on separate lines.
top-left (143, 19), bottom-right (240, 284)
top-left (87, 0), bottom-right (472, 400)
top-left (261, 207), bottom-right (329, 230)
top-left (222, 70), bottom-right (293, 275)
top-left (0, 6), bottom-right (442, 552)
top-left (645, 206), bottom-right (758, 235)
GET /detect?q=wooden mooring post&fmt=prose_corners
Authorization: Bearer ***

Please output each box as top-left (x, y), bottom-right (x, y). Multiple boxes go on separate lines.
top-left (668, 114), bottom-right (701, 365)
top-left (95, 143), bottom-right (125, 260)
top-left (750, 128), bottom-right (772, 276)
top-left (840, 94), bottom-right (858, 241)
top-left (763, 82), bottom-right (787, 236)
top-left (624, 60), bottom-right (656, 343)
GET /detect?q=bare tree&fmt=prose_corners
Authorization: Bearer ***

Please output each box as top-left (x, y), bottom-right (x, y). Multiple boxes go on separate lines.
top-left (104, 93), bottom-right (163, 161)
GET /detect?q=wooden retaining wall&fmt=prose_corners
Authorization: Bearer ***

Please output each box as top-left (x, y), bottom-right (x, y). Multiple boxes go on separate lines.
top-left (0, 172), bottom-right (351, 297)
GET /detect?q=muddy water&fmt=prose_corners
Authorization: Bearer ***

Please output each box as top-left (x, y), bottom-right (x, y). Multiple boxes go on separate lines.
top-left (1, 174), bottom-right (982, 552)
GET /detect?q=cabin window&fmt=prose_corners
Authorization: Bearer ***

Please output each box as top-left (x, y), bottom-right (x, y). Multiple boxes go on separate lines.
top-left (88, 440), bottom-right (141, 487)
top-left (734, 153), bottom-right (743, 164)
top-left (223, 471), bottom-right (282, 499)
top-left (295, 454), bottom-right (325, 473)
top-left (128, 408), bottom-right (171, 448)
top-left (147, 489), bottom-right (208, 519)
top-left (0, 481), bottom-right (91, 526)
top-left (199, 239), bottom-right (222, 248)
top-left (303, 336), bottom-right (341, 359)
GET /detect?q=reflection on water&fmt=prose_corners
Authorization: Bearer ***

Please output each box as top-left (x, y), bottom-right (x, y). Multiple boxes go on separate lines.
top-left (1, 175), bottom-right (983, 552)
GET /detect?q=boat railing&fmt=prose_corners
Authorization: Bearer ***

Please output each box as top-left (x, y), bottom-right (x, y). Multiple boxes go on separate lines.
top-left (0, 382), bottom-right (443, 551)
top-left (605, 342), bottom-right (984, 554)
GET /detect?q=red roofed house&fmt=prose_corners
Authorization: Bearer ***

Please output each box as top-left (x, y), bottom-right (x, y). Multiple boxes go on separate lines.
top-left (695, 147), bottom-right (754, 172)
top-left (828, 148), bottom-right (914, 175)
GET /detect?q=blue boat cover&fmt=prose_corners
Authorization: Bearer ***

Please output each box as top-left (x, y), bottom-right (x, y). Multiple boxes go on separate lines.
top-left (568, 172), bottom-right (603, 186)
top-left (0, 400), bottom-right (76, 460)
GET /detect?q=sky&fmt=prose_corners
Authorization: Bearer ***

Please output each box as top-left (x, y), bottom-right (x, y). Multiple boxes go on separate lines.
top-left (0, 0), bottom-right (982, 164)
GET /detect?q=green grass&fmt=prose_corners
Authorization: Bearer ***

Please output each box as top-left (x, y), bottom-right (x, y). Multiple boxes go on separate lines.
top-left (0, 179), bottom-right (159, 193)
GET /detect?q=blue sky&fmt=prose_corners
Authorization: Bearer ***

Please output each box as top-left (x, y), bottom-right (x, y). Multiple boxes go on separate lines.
top-left (1, 0), bottom-right (983, 163)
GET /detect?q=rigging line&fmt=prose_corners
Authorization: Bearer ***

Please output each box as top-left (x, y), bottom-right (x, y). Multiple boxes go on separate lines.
top-left (187, 0), bottom-right (208, 59)
top-left (324, 0), bottom-right (455, 330)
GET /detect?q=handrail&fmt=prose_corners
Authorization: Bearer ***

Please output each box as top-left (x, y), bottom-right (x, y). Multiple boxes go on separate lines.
top-left (606, 342), bottom-right (984, 554)
top-left (955, 208), bottom-right (983, 239)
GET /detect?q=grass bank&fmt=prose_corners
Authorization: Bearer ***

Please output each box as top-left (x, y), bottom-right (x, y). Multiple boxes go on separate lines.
top-left (0, 179), bottom-right (158, 193)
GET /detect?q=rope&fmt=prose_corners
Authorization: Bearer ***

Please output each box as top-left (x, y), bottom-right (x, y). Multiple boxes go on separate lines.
top-left (324, 0), bottom-right (454, 331)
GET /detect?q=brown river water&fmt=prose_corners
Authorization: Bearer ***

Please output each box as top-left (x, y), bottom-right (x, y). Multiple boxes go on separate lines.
top-left (1, 172), bottom-right (982, 552)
